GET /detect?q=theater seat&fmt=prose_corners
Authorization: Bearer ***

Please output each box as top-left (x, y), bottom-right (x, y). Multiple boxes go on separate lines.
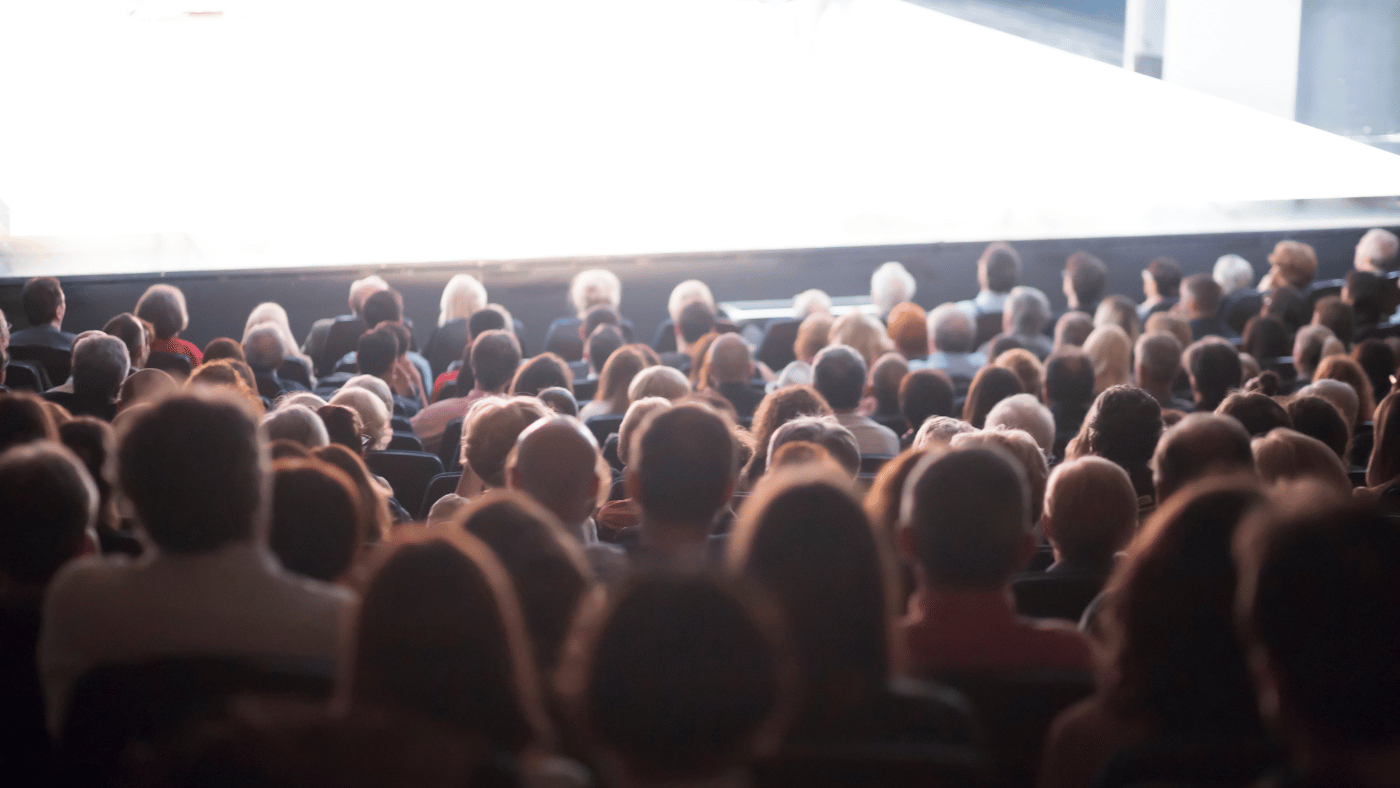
top-left (975, 312), bottom-right (1003, 347)
top-left (8, 344), bottom-right (71, 387)
top-left (365, 450), bottom-right (444, 516)
top-left (1011, 571), bottom-right (1107, 623)
top-left (859, 454), bottom-right (895, 475)
top-left (1305, 279), bottom-right (1344, 312)
top-left (2, 359), bottom-right (50, 392)
top-left (145, 350), bottom-right (193, 379)
top-left (386, 432), bottom-right (424, 453)
top-left (584, 414), bottom-right (625, 447)
top-left (420, 471), bottom-right (463, 519)
top-left (573, 379), bottom-right (599, 402)
top-left (438, 418), bottom-right (463, 472)
top-left (755, 743), bottom-right (989, 788)
top-left (317, 316), bottom-right (368, 377)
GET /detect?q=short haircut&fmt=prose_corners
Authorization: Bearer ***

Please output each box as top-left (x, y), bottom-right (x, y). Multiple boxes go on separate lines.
top-left (1237, 500), bottom-right (1400, 745)
top-left (1005, 286), bottom-right (1052, 336)
top-left (0, 442), bottom-right (95, 585)
top-left (21, 277), bottom-right (64, 326)
top-left (1284, 395), bottom-right (1350, 465)
top-left (582, 303), bottom-right (622, 337)
top-left (1065, 251), bottom-right (1108, 307)
top-left (103, 313), bottom-right (147, 364)
top-left (1151, 413), bottom-right (1254, 503)
top-left (1312, 296), bottom-right (1354, 346)
top-left (632, 404), bottom-right (735, 526)
top-left (707, 333), bottom-right (753, 385)
top-left (463, 397), bottom-right (549, 487)
top-left (134, 284), bottom-right (189, 339)
top-left (793, 312), bottom-right (834, 361)
top-left (1213, 254), bottom-right (1255, 294)
top-left (118, 391), bottom-right (262, 553)
top-left (202, 337), bottom-right (245, 364)
top-left (1250, 429), bottom-right (1349, 492)
top-left (952, 427), bottom-right (1049, 523)
top-left (1263, 285), bottom-right (1309, 331)
top-left (1181, 273), bottom-right (1223, 316)
top-left (587, 324), bottom-right (625, 373)
top-left (902, 447), bottom-right (1029, 588)
top-left (1216, 391), bottom-right (1292, 437)
top-left (1343, 270), bottom-right (1387, 326)
top-left (71, 334), bottom-right (130, 400)
top-left (885, 303), bottom-right (928, 359)
top-left (871, 261), bottom-right (917, 315)
top-left (269, 458), bottom-right (364, 582)
top-left (1044, 457), bottom-right (1137, 567)
top-left (242, 322), bottom-right (286, 371)
top-left (468, 307), bottom-right (508, 339)
top-left (1135, 332), bottom-right (1183, 387)
top-left (811, 345), bottom-right (866, 411)
top-left (912, 415), bottom-right (976, 448)
top-left (1186, 339), bottom-right (1243, 408)
top-left (510, 353), bottom-right (572, 398)
top-left (587, 574), bottom-right (783, 779)
top-left (571, 268), bottom-right (622, 316)
top-left (926, 304), bottom-right (974, 354)
top-left (980, 242), bottom-right (1021, 294)
top-left (361, 289), bottom-right (404, 327)
top-left (1356, 227), bottom-right (1400, 272)
top-left (677, 300), bottom-right (717, 344)
top-left (768, 416), bottom-right (860, 477)
top-left (356, 328), bottom-right (398, 378)
top-left (469, 330), bottom-right (522, 394)
top-left (348, 275), bottom-right (389, 316)
top-left (1145, 257), bottom-right (1183, 298)
top-left (1268, 240), bottom-right (1318, 289)
top-left (0, 392), bottom-right (57, 454)
top-left (617, 397), bottom-right (672, 467)
top-left (667, 280), bottom-right (716, 324)
top-left (261, 404), bottom-right (330, 449)
top-left (900, 368), bottom-right (954, 431)
top-left (1044, 350), bottom-right (1095, 406)
top-left (985, 393), bottom-right (1055, 457)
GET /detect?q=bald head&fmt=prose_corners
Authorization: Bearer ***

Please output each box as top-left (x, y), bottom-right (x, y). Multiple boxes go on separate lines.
top-left (508, 417), bottom-right (605, 531)
top-left (1135, 332), bottom-right (1183, 389)
top-left (1044, 457), bottom-right (1137, 570)
top-left (1356, 228), bottom-right (1400, 274)
top-left (1151, 413), bottom-right (1255, 504)
top-left (708, 333), bottom-right (753, 384)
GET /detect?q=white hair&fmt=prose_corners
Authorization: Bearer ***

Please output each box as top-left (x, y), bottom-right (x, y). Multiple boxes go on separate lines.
top-left (349, 275), bottom-right (390, 316)
top-left (667, 280), bottom-right (716, 324)
top-left (627, 365), bottom-right (691, 402)
top-left (279, 392), bottom-right (327, 411)
top-left (329, 386), bottom-right (391, 450)
top-left (72, 334), bottom-right (130, 399)
top-left (242, 323), bottom-right (286, 371)
top-left (1212, 254), bottom-right (1255, 295)
top-left (343, 374), bottom-right (394, 415)
top-left (792, 289), bottom-right (832, 319)
top-left (1357, 228), bottom-right (1400, 273)
top-left (261, 404), bottom-right (329, 448)
top-left (870, 262), bottom-right (916, 316)
top-left (439, 274), bottom-right (488, 327)
top-left (984, 394), bottom-right (1055, 457)
top-left (926, 303), bottom-right (975, 353)
top-left (913, 415), bottom-right (975, 448)
top-left (243, 303), bottom-right (314, 372)
top-left (570, 269), bottom-right (622, 317)
top-left (1004, 286), bottom-right (1052, 335)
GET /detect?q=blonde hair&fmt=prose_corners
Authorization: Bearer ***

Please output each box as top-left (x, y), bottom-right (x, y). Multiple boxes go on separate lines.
top-left (1253, 428), bottom-right (1349, 493)
top-left (828, 312), bottom-right (891, 367)
top-left (1084, 325), bottom-right (1133, 394)
top-left (439, 275), bottom-right (488, 327)
top-left (667, 280), bottom-right (715, 324)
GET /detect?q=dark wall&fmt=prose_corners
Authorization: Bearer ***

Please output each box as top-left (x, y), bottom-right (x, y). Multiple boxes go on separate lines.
top-left (0, 224), bottom-right (1389, 357)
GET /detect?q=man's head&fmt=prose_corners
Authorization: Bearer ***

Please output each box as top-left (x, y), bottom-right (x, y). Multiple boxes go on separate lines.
top-left (1179, 273), bottom-right (1224, 320)
top-left (676, 301), bottom-right (717, 346)
top-left (1135, 332), bottom-right (1184, 392)
top-left (468, 306), bottom-right (509, 340)
top-left (900, 447), bottom-right (1031, 589)
top-left (1214, 254), bottom-right (1256, 295)
top-left (508, 417), bottom-right (607, 529)
top-left (886, 303), bottom-right (928, 359)
top-left (628, 404), bottom-right (736, 532)
top-left (1185, 338), bottom-right (1243, 410)
top-left (870, 261), bottom-right (917, 316)
top-left (1354, 228), bottom-right (1399, 274)
top-left (1216, 391), bottom-right (1292, 437)
top-left (361, 289), bottom-right (404, 328)
top-left (1151, 413), bottom-right (1254, 503)
top-left (793, 312), bottom-right (833, 362)
top-left (1053, 311), bottom-right (1094, 350)
top-left (1312, 296), bottom-right (1355, 347)
top-left (1003, 286), bottom-right (1051, 337)
top-left (570, 269), bottom-right (622, 317)
top-left (1342, 270), bottom-right (1388, 326)
top-left (586, 325), bottom-right (625, 376)
top-left (1043, 350), bottom-right (1095, 407)
top-left (356, 327), bottom-right (398, 380)
top-left (118, 391), bottom-right (264, 553)
top-left (766, 416), bottom-right (860, 478)
top-left (0, 442), bottom-right (96, 587)
top-left (348, 275), bottom-right (390, 316)
top-left (1063, 251), bottom-right (1107, 310)
top-left (708, 333), bottom-right (754, 385)
top-left (71, 334), bottom-right (130, 402)
top-left (810, 345), bottom-right (866, 412)
top-left (462, 396), bottom-right (550, 488)
top-left (1143, 257), bottom-right (1183, 301)
top-left (899, 368), bottom-right (954, 433)
top-left (792, 289), bottom-right (831, 319)
top-left (978, 242), bottom-right (1021, 295)
top-left (985, 394), bottom-right (1055, 457)
top-left (1292, 325), bottom-right (1341, 381)
top-left (1043, 457), bottom-right (1137, 570)
top-left (21, 276), bottom-right (65, 328)
top-left (926, 304), bottom-right (975, 354)
top-left (667, 280), bottom-right (716, 325)
top-left (469, 329), bottom-right (522, 395)
top-left (242, 323), bottom-right (286, 372)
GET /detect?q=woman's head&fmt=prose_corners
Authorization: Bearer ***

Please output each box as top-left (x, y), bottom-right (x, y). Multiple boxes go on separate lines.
top-left (311, 443), bottom-right (391, 541)
top-left (329, 387), bottom-right (391, 452)
top-left (1314, 354), bottom-right (1376, 426)
top-left (510, 353), bottom-right (572, 398)
top-left (1252, 429), bottom-right (1350, 494)
top-left (627, 365), bottom-right (690, 402)
top-left (269, 458), bottom-right (365, 582)
top-left (961, 366), bottom-right (1022, 429)
top-left (595, 346), bottom-right (649, 413)
top-left (743, 385), bottom-right (832, 485)
top-left (1094, 295), bottom-right (1141, 346)
top-left (135, 284), bottom-right (190, 340)
top-left (1368, 391), bottom-right (1400, 487)
top-left (438, 274), bottom-right (488, 327)
top-left (1068, 385), bottom-right (1162, 497)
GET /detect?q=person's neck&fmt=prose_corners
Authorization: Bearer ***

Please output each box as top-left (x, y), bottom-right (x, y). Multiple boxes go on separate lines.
top-left (639, 517), bottom-right (712, 566)
top-left (47, 318), bottom-right (64, 331)
top-left (1140, 378), bottom-right (1173, 401)
top-left (913, 582), bottom-right (1016, 617)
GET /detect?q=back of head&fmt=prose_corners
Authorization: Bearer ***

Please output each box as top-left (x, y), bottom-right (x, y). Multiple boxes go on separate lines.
top-left (632, 403), bottom-right (735, 527)
top-left (707, 333), bottom-right (753, 385)
top-left (1344, 270), bottom-right (1387, 325)
top-left (1044, 350), bottom-right (1095, 407)
top-left (913, 415), bottom-right (977, 448)
top-left (1314, 354), bottom-right (1375, 424)
top-left (468, 329), bottom-right (522, 394)
top-left (962, 365), bottom-right (1022, 428)
top-left (886, 302), bottom-right (929, 359)
top-left (1095, 295), bottom-right (1142, 344)
top-left (668, 279), bottom-right (716, 324)
top-left (628, 364), bottom-right (690, 402)
top-left (329, 386), bottom-right (391, 451)
top-left (1065, 251), bottom-right (1108, 308)
top-left (135, 284), bottom-right (189, 340)
top-left (794, 312), bottom-right (834, 362)
top-left (360, 289), bottom-right (404, 328)
top-left (356, 328), bottom-right (397, 378)
top-left (467, 307), bottom-right (508, 339)
top-left (596, 344), bottom-right (647, 408)
top-left (952, 427), bottom-right (1049, 523)
top-left (980, 242), bottom-right (1022, 294)
top-left (0, 442), bottom-right (95, 586)
top-left (900, 368), bottom-right (954, 431)
top-left (464, 396), bottom-right (549, 487)
top-left (118, 391), bottom-right (262, 553)
top-left (927, 304), bottom-right (974, 354)
top-left (1136, 332), bottom-right (1183, 388)
top-left (510, 353), bottom-right (572, 398)
top-left (1264, 285), bottom-right (1310, 332)
top-left (1216, 391), bottom-right (1292, 437)
top-left (1368, 391), bottom-right (1400, 487)
top-left (354, 534), bottom-right (544, 752)
top-left (985, 393), bottom-right (1055, 457)
top-left (348, 275), bottom-right (389, 317)
top-left (72, 334), bottom-right (131, 400)
top-left (1145, 312), bottom-right (1193, 350)
top-left (1083, 325), bottom-right (1132, 394)
top-left (571, 268), bottom-right (622, 316)
top-left (103, 312), bottom-right (148, 366)
top-left (1044, 457), bottom-right (1137, 569)
top-left (1285, 394), bottom-right (1350, 465)
top-left (587, 324), bottom-right (625, 374)
top-left (1352, 339), bottom-right (1394, 402)
top-left (1054, 311), bottom-right (1095, 350)
top-left (1214, 254), bottom-right (1256, 294)
top-left (828, 312), bottom-right (890, 367)
top-left (1151, 413), bottom-right (1255, 503)
top-left (1237, 498), bottom-right (1400, 747)
top-left (618, 397), bottom-right (672, 467)
top-left (242, 323), bottom-right (287, 372)
top-left (509, 416), bottom-right (606, 526)
top-left (1242, 315), bottom-right (1290, 361)
top-left (1269, 240), bottom-right (1318, 289)
top-left (767, 416), bottom-right (860, 478)
top-left (586, 574), bottom-right (783, 781)
top-left (1146, 257), bottom-right (1183, 298)
top-left (1251, 429), bottom-right (1349, 493)
top-left (869, 353), bottom-right (908, 414)
top-left (269, 458), bottom-right (363, 582)
top-left (871, 261), bottom-right (916, 315)
top-left (995, 349), bottom-right (1042, 399)
top-left (1186, 338), bottom-right (1244, 409)
top-left (318, 404), bottom-right (363, 453)
top-left (1313, 296), bottom-right (1355, 346)
top-left (21, 276), bottom-right (64, 326)
top-left (261, 404), bottom-right (330, 449)
top-left (1301, 379), bottom-right (1360, 433)
top-left (1179, 274), bottom-right (1221, 320)
top-left (439, 274), bottom-right (487, 326)
top-left (202, 337), bottom-right (245, 364)
top-left (1356, 227), bottom-right (1400, 273)
top-left (1005, 286), bottom-right (1052, 336)
top-left (676, 301), bottom-right (717, 345)
top-left (902, 447), bottom-right (1029, 588)
top-left (811, 345), bottom-right (866, 411)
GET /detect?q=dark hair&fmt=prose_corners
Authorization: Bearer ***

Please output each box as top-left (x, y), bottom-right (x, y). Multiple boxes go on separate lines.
top-left (469, 330), bottom-right (522, 394)
top-left (582, 304), bottom-right (622, 338)
top-left (59, 417), bottom-right (117, 533)
top-left (1182, 273), bottom-right (1223, 316)
top-left (1187, 340), bottom-right (1243, 411)
top-left (360, 289), bottom-right (403, 326)
top-left (587, 574), bottom-right (784, 779)
top-left (21, 277), bottom-right (64, 326)
top-left (986, 334), bottom-right (1024, 361)
top-left (1044, 351), bottom-right (1095, 406)
top-left (537, 388), bottom-right (578, 416)
top-left (743, 386), bottom-right (832, 485)
top-left (1103, 480), bottom-right (1264, 736)
top-left (270, 439), bottom-right (311, 460)
top-left (509, 353), bottom-right (572, 397)
top-left (961, 366), bottom-right (1022, 428)
top-left (317, 404), bottom-right (363, 453)
top-left (467, 308), bottom-right (507, 339)
top-left (0, 442), bottom-right (93, 585)
top-left (118, 392), bottom-right (261, 553)
top-left (899, 369), bottom-right (954, 433)
top-left (906, 447), bottom-right (1028, 588)
top-left (1145, 257), bottom-right (1182, 298)
top-left (1241, 315), bottom-right (1290, 361)
top-left (594, 345), bottom-right (647, 413)
top-left (767, 417), bottom-right (860, 477)
top-left (1314, 355), bottom-right (1375, 425)
top-left (1262, 285), bottom-right (1308, 332)
top-left (1368, 391), bottom-right (1400, 487)
top-left (633, 404), bottom-right (735, 526)
top-left (1065, 251), bottom-right (1107, 308)
top-left (731, 472), bottom-right (892, 735)
top-left (458, 491), bottom-right (592, 674)
top-left (1344, 269), bottom-right (1387, 326)
top-left (135, 284), bottom-right (189, 340)
top-left (1216, 391), bottom-right (1292, 437)
top-left (378, 322), bottom-right (412, 358)
top-left (870, 355), bottom-right (906, 416)
top-left (1072, 385), bottom-right (1163, 497)
top-left (1239, 500), bottom-right (1400, 745)
top-left (811, 345), bottom-right (866, 411)
top-left (1054, 312), bottom-right (1095, 349)
top-left (1285, 395), bottom-right (1350, 465)
top-left (104, 313), bottom-right (148, 365)
top-left (202, 337), bottom-right (246, 364)
top-left (269, 459), bottom-right (364, 582)
top-left (677, 301), bottom-right (717, 344)
top-left (981, 242), bottom-right (1022, 294)
top-left (1313, 296), bottom-right (1355, 346)
top-left (1352, 339), bottom-right (1395, 403)
top-left (356, 328), bottom-right (397, 378)
top-left (587, 325), bottom-right (626, 377)
top-left (353, 535), bottom-right (548, 752)
top-left (312, 444), bottom-right (390, 542)
top-left (1151, 414), bottom-right (1255, 503)
top-left (0, 391), bottom-right (59, 453)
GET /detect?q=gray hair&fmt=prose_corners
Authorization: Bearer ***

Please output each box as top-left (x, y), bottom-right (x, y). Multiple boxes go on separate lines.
top-left (1357, 228), bottom-right (1400, 273)
top-left (871, 261), bottom-right (916, 315)
top-left (261, 404), bottom-right (329, 448)
top-left (570, 269), bottom-right (622, 316)
top-left (439, 274), bottom-right (488, 326)
top-left (1004, 286), bottom-right (1051, 336)
top-left (343, 374), bottom-right (394, 415)
top-left (329, 386), bottom-right (391, 450)
top-left (927, 303), bottom-right (975, 353)
top-left (767, 415), bottom-right (860, 477)
top-left (984, 394), bottom-right (1055, 457)
top-left (242, 323), bottom-right (286, 371)
top-left (667, 279), bottom-right (715, 324)
top-left (793, 289), bottom-right (832, 319)
top-left (349, 275), bottom-right (389, 316)
top-left (618, 397), bottom-right (673, 467)
top-left (72, 334), bottom-right (130, 400)
top-left (627, 365), bottom-right (691, 402)
top-left (913, 415), bottom-right (976, 448)
top-left (1213, 254), bottom-right (1255, 295)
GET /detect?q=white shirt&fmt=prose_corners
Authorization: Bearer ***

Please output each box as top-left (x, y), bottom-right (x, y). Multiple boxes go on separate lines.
top-left (835, 411), bottom-right (902, 456)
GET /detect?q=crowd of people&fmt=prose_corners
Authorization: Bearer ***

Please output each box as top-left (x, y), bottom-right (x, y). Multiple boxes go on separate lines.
top-left (2, 227), bottom-right (1400, 788)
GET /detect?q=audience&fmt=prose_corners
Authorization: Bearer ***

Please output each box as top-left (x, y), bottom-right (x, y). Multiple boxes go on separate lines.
top-left (1215, 253), bottom-right (1262, 334)
top-left (1151, 413), bottom-right (1255, 504)
top-left (1082, 325), bottom-right (1132, 394)
top-left (1062, 251), bottom-right (1107, 315)
top-left (1053, 311), bottom-right (1094, 351)
top-left (135, 283), bottom-right (202, 367)
top-left (1138, 257), bottom-right (1182, 321)
top-left (766, 415), bottom-right (861, 479)
top-left (1251, 428), bottom-right (1350, 493)
top-left (1217, 391), bottom-right (1293, 437)
top-left (962, 365), bottom-right (1022, 429)
top-left (1262, 239), bottom-right (1318, 292)
top-left (810, 344), bottom-right (900, 455)
top-left (1185, 338), bottom-right (1243, 412)
top-left (871, 261), bottom-right (917, 319)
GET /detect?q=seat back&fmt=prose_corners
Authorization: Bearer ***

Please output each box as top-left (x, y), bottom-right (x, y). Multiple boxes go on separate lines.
top-left (1094, 736), bottom-right (1279, 788)
top-left (3, 359), bottom-right (51, 392)
top-left (364, 451), bottom-right (445, 515)
top-left (573, 378), bottom-right (599, 402)
top-left (278, 358), bottom-right (313, 389)
top-left (584, 414), bottom-right (625, 447)
top-left (1010, 572), bottom-right (1107, 623)
top-left (755, 743), bottom-right (989, 788)
top-left (859, 454), bottom-right (895, 475)
top-left (387, 432), bottom-right (424, 453)
top-left (975, 311), bottom-right (1003, 347)
top-left (438, 418), bottom-right (464, 471)
top-left (420, 471), bottom-right (464, 519)
top-left (10, 344), bottom-right (72, 385)
top-left (1305, 279), bottom-right (1345, 313)
top-left (318, 316), bottom-right (368, 377)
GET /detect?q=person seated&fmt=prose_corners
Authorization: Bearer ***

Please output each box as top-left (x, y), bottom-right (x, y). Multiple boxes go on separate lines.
top-left (1062, 251), bottom-right (1107, 316)
top-left (957, 241), bottom-right (1021, 323)
top-left (454, 396), bottom-right (549, 498)
top-left (1298, 379), bottom-right (1360, 438)
top-left (544, 268), bottom-right (630, 362)
top-left (1095, 297), bottom-right (1143, 350)
top-left (868, 352), bottom-right (909, 434)
top-left (1284, 394), bottom-right (1351, 466)
top-left (628, 364), bottom-right (691, 402)
top-left (653, 279), bottom-right (725, 354)
top-left (1293, 324), bottom-right (1343, 385)
top-left (1138, 257), bottom-right (1182, 322)
top-left (38, 391), bottom-right (355, 734)
top-left (327, 289), bottom-right (432, 387)
top-left (1355, 226), bottom-right (1400, 275)
top-left (769, 312), bottom-right (835, 393)
top-left (421, 274), bottom-right (488, 379)
top-left (329, 383), bottom-right (392, 453)
top-left (898, 369), bottom-right (955, 445)
top-left (1215, 253), bottom-right (1264, 334)
top-left (1177, 273), bottom-right (1238, 341)
top-left (0, 442), bottom-right (96, 776)
top-left (704, 334), bottom-right (764, 421)
top-left (573, 317), bottom-right (625, 381)
top-left (578, 344), bottom-right (647, 422)
top-left (135, 283), bottom-right (203, 367)
top-left (510, 353), bottom-right (574, 398)
top-left (102, 312), bottom-right (150, 371)
top-left (1217, 391), bottom-right (1293, 437)
top-left (261, 404), bottom-right (330, 450)
top-left (45, 335), bottom-right (129, 421)
top-left (1012, 457), bottom-right (1136, 622)
top-left (983, 286), bottom-right (1054, 360)
top-left (1259, 239), bottom-right (1318, 293)
top-left (1236, 497), bottom-right (1400, 788)
top-left (1053, 311), bottom-right (1094, 352)
top-left (1132, 334), bottom-right (1190, 415)
top-left (302, 275), bottom-right (388, 375)
top-left (243, 303), bottom-right (315, 386)
top-left (1313, 355), bottom-right (1376, 428)
top-left (353, 327), bottom-right (423, 417)
top-left (1151, 413), bottom-right (1255, 505)
top-left (579, 574), bottom-right (788, 788)
top-left (766, 416), bottom-right (860, 479)
top-left (1040, 480), bottom-right (1268, 788)
top-left (1343, 271), bottom-right (1391, 340)
top-left (915, 304), bottom-right (986, 387)
top-left (1366, 391), bottom-right (1400, 489)
top-left (754, 288), bottom-right (831, 372)
top-left (243, 323), bottom-right (308, 401)
top-left (1066, 385), bottom-right (1163, 509)
top-left (898, 447), bottom-right (1093, 675)
top-left (885, 302), bottom-right (929, 362)
top-left (1353, 339), bottom-right (1394, 405)
top-left (268, 457), bottom-right (364, 583)
top-left (993, 344), bottom-right (1044, 399)
top-left (1044, 351), bottom-right (1095, 459)
top-left (8, 277), bottom-right (77, 385)
top-left (812, 345), bottom-right (900, 456)
top-left (951, 429), bottom-right (1049, 531)
top-left (985, 393), bottom-right (1055, 458)
top-left (622, 403), bottom-right (735, 569)
top-left (871, 261), bottom-right (918, 321)
top-left (1251, 428), bottom-right (1350, 493)
top-left (1185, 338), bottom-right (1244, 412)
top-left (661, 300), bottom-right (718, 374)
top-left (1312, 296), bottom-right (1355, 348)
top-left (729, 467), bottom-right (978, 747)
top-left (962, 366), bottom-right (1023, 429)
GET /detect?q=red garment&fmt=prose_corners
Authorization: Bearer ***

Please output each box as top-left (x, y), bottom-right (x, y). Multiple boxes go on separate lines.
top-left (901, 587), bottom-right (1093, 674)
top-left (150, 336), bottom-right (203, 367)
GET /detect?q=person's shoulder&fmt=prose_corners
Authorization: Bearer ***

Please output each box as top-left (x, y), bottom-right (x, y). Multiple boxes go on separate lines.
top-left (44, 554), bottom-right (144, 613)
top-left (1021, 617), bottom-right (1094, 666)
